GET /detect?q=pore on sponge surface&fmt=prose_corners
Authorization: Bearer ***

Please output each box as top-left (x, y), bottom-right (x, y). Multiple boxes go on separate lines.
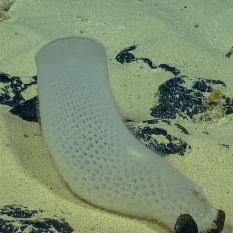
top-left (35, 37), bottom-right (218, 232)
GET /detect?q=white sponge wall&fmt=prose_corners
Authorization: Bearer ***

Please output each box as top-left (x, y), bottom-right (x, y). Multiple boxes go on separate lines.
top-left (36, 37), bottom-right (218, 232)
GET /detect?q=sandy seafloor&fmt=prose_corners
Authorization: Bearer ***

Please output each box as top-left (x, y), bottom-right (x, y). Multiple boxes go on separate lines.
top-left (0, 0), bottom-right (233, 232)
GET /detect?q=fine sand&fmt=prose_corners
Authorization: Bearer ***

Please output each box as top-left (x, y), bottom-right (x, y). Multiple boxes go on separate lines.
top-left (0, 0), bottom-right (233, 232)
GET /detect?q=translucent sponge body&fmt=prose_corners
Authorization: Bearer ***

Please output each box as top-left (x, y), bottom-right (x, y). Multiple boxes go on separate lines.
top-left (36, 37), bottom-right (220, 232)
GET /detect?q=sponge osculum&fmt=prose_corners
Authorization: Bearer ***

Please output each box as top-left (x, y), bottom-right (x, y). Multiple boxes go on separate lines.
top-left (35, 37), bottom-right (222, 232)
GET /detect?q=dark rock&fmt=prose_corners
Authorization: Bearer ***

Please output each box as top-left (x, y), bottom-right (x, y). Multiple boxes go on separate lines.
top-left (0, 204), bottom-right (73, 233)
